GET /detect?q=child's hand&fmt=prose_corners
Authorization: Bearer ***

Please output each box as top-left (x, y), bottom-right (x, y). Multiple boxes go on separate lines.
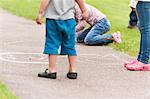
top-left (130, 7), bottom-right (136, 11)
top-left (36, 14), bottom-right (42, 25)
top-left (82, 10), bottom-right (89, 20)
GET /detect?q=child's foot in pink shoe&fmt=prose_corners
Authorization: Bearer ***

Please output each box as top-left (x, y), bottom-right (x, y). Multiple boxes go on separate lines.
top-left (125, 61), bottom-right (150, 71)
top-left (124, 60), bottom-right (138, 67)
top-left (125, 61), bottom-right (144, 71)
top-left (113, 31), bottom-right (121, 44)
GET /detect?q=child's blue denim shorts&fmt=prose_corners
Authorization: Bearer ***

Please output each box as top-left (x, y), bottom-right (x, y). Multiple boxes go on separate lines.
top-left (43, 18), bottom-right (77, 56)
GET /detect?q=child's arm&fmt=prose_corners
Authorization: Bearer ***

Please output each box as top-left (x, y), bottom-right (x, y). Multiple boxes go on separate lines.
top-left (36, 0), bottom-right (50, 24)
top-left (76, 20), bottom-right (87, 33)
top-left (75, 0), bottom-right (88, 20)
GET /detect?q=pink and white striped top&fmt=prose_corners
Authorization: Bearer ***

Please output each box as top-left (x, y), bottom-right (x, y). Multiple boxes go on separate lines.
top-left (75, 3), bottom-right (106, 32)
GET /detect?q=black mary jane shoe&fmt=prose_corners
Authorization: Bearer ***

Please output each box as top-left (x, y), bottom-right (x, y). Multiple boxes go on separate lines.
top-left (38, 69), bottom-right (57, 79)
top-left (67, 72), bottom-right (78, 79)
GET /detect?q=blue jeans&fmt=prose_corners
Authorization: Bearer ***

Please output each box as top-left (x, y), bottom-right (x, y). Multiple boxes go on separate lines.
top-left (136, 1), bottom-right (150, 64)
top-left (77, 18), bottom-right (113, 45)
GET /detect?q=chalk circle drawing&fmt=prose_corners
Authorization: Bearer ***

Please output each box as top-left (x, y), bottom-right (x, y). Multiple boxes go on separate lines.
top-left (2, 40), bottom-right (124, 64)
top-left (0, 52), bottom-right (102, 64)
top-left (0, 52), bottom-right (48, 64)
top-left (0, 52), bottom-right (122, 64)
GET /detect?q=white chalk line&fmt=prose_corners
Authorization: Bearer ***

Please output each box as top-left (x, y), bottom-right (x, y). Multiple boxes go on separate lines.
top-left (5, 40), bottom-right (40, 45)
top-left (0, 52), bottom-right (125, 64)
top-left (0, 52), bottom-right (48, 64)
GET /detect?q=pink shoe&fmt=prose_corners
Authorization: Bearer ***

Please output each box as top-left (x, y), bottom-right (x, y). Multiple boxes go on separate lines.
top-left (143, 64), bottom-right (150, 71)
top-left (125, 61), bottom-right (150, 71)
top-left (113, 31), bottom-right (121, 43)
top-left (124, 60), bottom-right (137, 67)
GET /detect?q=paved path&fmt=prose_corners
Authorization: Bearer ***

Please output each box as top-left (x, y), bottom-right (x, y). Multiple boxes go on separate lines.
top-left (0, 9), bottom-right (150, 99)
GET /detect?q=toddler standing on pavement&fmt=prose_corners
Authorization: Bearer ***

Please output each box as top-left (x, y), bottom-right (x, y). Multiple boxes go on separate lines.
top-left (36, 0), bottom-right (88, 79)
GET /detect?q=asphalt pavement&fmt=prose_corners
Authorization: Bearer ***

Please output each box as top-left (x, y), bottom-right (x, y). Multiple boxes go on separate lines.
top-left (0, 8), bottom-right (150, 99)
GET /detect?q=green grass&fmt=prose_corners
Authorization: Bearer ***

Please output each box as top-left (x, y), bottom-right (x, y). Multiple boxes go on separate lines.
top-left (86, 0), bottom-right (140, 56)
top-left (0, 0), bottom-right (39, 20)
top-left (0, 81), bottom-right (18, 99)
top-left (0, 0), bottom-right (140, 56)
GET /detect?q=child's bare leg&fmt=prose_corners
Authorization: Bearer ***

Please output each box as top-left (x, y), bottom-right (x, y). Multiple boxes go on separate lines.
top-left (48, 55), bottom-right (57, 73)
top-left (68, 56), bottom-right (77, 72)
